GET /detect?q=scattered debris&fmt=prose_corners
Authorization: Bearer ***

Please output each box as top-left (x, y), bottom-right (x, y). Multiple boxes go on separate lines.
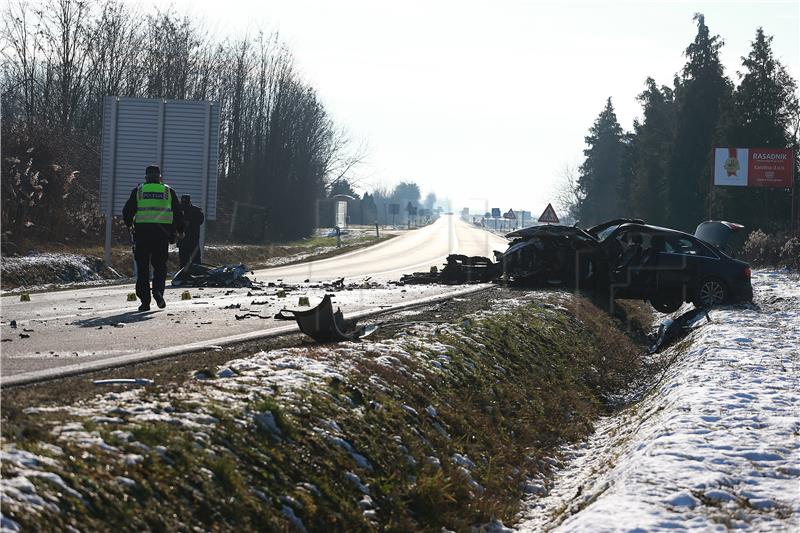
top-left (127, 293), bottom-right (137, 302)
top-left (181, 291), bottom-right (192, 300)
top-left (298, 296), bottom-right (310, 306)
top-left (19, 293), bottom-right (31, 302)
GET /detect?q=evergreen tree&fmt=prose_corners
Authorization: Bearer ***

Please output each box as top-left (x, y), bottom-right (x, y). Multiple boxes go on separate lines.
top-left (360, 192), bottom-right (378, 225)
top-left (629, 78), bottom-right (675, 224)
top-left (716, 28), bottom-right (799, 232)
top-left (577, 98), bottom-right (625, 225)
top-left (665, 14), bottom-right (732, 231)
top-left (329, 179), bottom-right (360, 200)
top-left (617, 131), bottom-right (637, 218)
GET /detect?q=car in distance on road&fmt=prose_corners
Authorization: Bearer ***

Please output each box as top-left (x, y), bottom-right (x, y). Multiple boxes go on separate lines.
top-left (496, 219), bottom-right (753, 313)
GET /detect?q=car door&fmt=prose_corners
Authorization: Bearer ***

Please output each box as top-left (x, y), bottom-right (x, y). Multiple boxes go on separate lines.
top-left (653, 234), bottom-right (713, 299)
top-left (607, 228), bottom-right (650, 297)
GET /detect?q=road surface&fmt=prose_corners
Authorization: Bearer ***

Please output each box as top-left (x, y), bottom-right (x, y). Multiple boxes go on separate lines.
top-left (0, 216), bottom-right (507, 382)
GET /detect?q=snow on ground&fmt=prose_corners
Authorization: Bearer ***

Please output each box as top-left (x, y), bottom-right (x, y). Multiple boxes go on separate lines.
top-left (518, 270), bottom-right (799, 532)
top-left (0, 292), bottom-right (538, 528)
top-left (0, 253), bottom-right (120, 289)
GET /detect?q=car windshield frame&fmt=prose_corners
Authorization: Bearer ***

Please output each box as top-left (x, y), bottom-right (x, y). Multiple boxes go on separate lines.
top-left (595, 224), bottom-right (622, 242)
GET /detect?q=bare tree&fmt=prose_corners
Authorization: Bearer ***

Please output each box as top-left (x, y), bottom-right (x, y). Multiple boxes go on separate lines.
top-left (553, 164), bottom-right (583, 223)
top-left (2, 0), bottom-right (44, 125)
top-left (41, 0), bottom-right (95, 128)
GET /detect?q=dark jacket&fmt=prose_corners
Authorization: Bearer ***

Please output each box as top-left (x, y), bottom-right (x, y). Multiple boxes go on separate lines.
top-left (122, 183), bottom-right (185, 234)
top-left (178, 204), bottom-right (205, 247)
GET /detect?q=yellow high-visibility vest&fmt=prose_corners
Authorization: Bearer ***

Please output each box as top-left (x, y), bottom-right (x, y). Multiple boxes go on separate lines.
top-left (135, 183), bottom-right (173, 224)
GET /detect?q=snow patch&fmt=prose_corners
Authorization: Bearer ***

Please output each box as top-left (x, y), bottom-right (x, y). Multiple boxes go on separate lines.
top-left (518, 271), bottom-right (800, 531)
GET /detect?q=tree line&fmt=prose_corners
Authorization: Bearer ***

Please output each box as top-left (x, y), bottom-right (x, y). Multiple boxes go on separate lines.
top-left (326, 179), bottom-right (441, 226)
top-left (569, 14), bottom-right (799, 234)
top-left (1, 0), bottom-right (364, 249)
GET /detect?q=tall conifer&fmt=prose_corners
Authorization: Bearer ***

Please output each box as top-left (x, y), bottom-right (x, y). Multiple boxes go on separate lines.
top-left (666, 14), bottom-right (732, 231)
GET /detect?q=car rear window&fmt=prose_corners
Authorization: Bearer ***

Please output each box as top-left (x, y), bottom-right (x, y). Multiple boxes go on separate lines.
top-left (664, 236), bottom-right (716, 257)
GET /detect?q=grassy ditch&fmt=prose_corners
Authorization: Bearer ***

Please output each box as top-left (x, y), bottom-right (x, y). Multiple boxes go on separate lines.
top-left (1, 291), bottom-right (650, 531)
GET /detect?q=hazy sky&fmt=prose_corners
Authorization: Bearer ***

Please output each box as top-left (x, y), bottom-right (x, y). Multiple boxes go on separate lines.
top-left (137, 0), bottom-right (799, 217)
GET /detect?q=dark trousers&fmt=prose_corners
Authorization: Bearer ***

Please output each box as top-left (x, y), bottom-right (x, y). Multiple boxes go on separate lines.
top-left (134, 228), bottom-right (170, 304)
top-left (178, 241), bottom-right (201, 270)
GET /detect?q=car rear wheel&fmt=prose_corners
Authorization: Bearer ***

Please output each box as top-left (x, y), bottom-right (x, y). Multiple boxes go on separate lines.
top-left (695, 277), bottom-right (728, 308)
top-left (650, 293), bottom-right (683, 313)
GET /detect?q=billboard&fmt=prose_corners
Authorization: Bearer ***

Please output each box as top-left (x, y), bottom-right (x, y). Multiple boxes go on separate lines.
top-left (714, 148), bottom-right (794, 188)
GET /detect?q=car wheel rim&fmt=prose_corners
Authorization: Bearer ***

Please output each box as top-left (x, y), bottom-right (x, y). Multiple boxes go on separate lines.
top-left (700, 281), bottom-right (724, 306)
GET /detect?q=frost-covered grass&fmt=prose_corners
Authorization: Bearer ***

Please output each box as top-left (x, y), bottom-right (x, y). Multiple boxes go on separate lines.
top-left (519, 271), bottom-right (800, 531)
top-left (0, 253), bottom-right (121, 290)
top-left (1, 291), bottom-right (647, 531)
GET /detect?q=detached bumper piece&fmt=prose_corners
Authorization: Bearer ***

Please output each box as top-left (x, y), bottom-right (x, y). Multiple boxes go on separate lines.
top-left (171, 263), bottom-right (253, 288)
top-left (275, 294), bottom-right (367, 342)
top-left (649, 307), bottom-right (711, 353)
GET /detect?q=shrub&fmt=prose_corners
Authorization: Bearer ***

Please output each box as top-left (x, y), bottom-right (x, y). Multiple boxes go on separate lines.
top-left (742, 229), bottom-right (800, 269)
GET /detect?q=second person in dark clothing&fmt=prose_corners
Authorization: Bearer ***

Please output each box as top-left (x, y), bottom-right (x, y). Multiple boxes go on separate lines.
top-left (177, 194), bottom-right (205, 270)
top-left (122, 165), bottom-right (185, 311)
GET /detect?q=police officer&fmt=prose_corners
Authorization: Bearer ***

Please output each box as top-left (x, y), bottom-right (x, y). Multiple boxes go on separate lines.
top-left (123, 165), bottom-right (184, 311)
top-left (177, 194), bottom-right (205, 270)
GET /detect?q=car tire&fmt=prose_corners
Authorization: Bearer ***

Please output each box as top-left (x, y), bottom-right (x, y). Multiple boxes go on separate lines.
top-left (650, 293), bottom-right (683, 314)
top-left (695, 277), bottom-right (728, 308)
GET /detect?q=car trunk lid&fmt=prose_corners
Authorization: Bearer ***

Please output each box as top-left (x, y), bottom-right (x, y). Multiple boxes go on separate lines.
top-left (694, 220), bottom-right (745, 252)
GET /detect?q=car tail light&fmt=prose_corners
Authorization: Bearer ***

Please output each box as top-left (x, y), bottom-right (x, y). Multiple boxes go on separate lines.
top-left (744, 266), bottom-right (751, 278)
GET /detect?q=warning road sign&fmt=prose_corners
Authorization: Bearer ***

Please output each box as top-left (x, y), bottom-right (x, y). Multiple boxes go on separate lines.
top-left (538, 203), bottom-right (559, 224)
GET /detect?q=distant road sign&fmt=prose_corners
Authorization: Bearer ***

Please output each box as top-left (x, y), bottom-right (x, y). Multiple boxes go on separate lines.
top-left (389, 203), bottom-right (400, 215)
top-left (538, 203), bottom-right (559, 224)
top-left (491, 208), bottom-right (501, 218)
top-left (503, 209), bottom-right (516, 220)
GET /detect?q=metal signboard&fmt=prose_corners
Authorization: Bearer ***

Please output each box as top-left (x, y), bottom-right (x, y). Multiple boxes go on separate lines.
top-left (503, 209), bottom-right (516, 220)
top-left (491, 208), bottom-right (501, 218)
top-left (100, 96), bottom-right (220, 265)
top-left (389, 203), bottom-right (400, 215)
top-left (713, 148), bottom-right (795, 188)
top-left (335, 200), bottom-right (347, 228)
top-left (538, 203), bottom-right (559, 224)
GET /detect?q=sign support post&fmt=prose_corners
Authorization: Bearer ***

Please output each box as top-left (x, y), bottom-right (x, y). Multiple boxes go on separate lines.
top-left (104, 98), bottom-right (119, 267)
top-left (199, 101), bottom-right (211, 254)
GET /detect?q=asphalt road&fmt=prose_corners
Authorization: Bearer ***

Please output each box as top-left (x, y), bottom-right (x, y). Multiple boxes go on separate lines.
top-left (0, 216), bottom-right (507, 381)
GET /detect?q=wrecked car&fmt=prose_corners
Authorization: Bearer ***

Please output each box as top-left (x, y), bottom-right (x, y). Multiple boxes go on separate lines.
top-left (408, 219), bottom-right (753, 313)
top-left (500, 219), bottom-right (753, 312)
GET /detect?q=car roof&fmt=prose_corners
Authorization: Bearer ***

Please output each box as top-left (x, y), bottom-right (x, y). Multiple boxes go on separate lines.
top-left (613, 223), bottom-right (697, 239)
